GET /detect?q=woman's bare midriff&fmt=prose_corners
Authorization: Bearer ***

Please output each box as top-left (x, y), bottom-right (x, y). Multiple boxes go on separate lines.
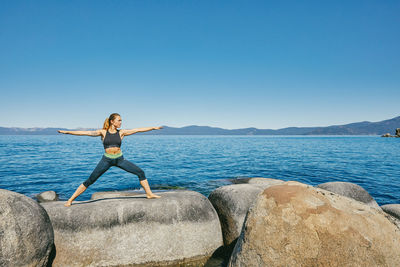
top-left (105, 147), bottom-right (121, 154)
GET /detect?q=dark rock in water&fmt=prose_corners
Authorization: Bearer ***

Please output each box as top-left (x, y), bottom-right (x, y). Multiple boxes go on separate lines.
top-left (36, 190), bottom-right (59, 202)
top-left (229, 177), bottom-right (252, 184)
top-left (316, 181), bottom-right (380, 209)
top-left (381, 129), bottom-right (400, 137)
top-left (0, 189), bottom-right (54, 267)
top-left (208, 178), bottom-right (284, 254)
top-left (40, 190), bottom-right (223, 266)
top-left (228, 181), bottom-right (400, 267)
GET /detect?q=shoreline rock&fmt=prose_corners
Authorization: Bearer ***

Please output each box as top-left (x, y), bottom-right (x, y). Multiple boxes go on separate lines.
top-left (381, 128), bottom-right (400, 137)
top-left (229, 181), bottom-right (400, 266)
top-left (208, 178), bottom-right (285, 254)
top-left (0, 189), bottom-right (54, 267)
top-left (316, 181), bottom-right (380, 209)
top-left (36, 190), bottom-right (59, 202)
top-left (381, 204), bottom-right (400, 229)
top-left (40, 190), bottom-right (223, 267)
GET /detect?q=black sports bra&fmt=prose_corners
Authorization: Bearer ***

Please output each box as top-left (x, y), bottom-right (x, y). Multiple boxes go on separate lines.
top-left (103, 129), bottom-right (122, 149)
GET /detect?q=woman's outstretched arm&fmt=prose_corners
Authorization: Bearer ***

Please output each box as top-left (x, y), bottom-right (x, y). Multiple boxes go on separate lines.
top-left (121, 126), bottom-right (163, 137)
top-left (58, 129), bottom-right (102, 136)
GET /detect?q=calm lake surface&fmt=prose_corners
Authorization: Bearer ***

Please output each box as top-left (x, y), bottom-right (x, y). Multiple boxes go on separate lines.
top-left (0, 135), bottom-right (399, 206)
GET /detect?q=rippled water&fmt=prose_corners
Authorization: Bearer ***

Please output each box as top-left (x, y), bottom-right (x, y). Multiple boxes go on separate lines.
top-left (0, 135), bottom-right (399, 205)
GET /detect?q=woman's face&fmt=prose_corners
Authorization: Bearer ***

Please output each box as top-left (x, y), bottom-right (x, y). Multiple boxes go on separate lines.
top-left (111, 116), bottom-right (122, 128)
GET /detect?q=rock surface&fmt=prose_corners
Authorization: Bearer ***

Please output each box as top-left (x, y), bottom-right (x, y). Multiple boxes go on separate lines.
top-left (0, 189), bottom-right (54, 267)
top-left (382, 204), bottom-right (400, 229)
top-left (316, 181), bottom-right (380, 208)
top-left (230, 177), bottom-right (284, 185)
top-left (208, 178), bottom-right (284, 251)
top-left (381, 204), bottom-right (400, 219)
top-left (229, 181), bottom-right (400, 267)
top-left (246, 177), bottom-right (285, 186)
top-left (41, 190), bottom-right (223, 267)
top-left (36, 190), bottom-right (59, 202)
top-left (91, 190), bottom-right (143, 200)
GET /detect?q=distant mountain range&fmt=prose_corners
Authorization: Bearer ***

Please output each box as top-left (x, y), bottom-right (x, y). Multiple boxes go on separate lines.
top-left (1, 116), bottom-right (399, 135)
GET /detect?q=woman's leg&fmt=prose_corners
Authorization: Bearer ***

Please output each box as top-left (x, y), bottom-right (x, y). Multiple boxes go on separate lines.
top-left (117, 157), bottom-right (161, 198)
top-left (64, 184), bottom-right (87, 207)
top-left (64, 156), bottom-right (112, 207)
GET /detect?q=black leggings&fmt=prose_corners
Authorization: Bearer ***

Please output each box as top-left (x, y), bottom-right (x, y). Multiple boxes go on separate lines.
top-left (83, 154), bottom-right (146, 188)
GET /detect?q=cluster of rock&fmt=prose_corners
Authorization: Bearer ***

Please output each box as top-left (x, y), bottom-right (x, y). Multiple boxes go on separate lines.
top-left (381, 128), bottom-right (400, 137)
top-left (1, 178), bottom-right (400, 266)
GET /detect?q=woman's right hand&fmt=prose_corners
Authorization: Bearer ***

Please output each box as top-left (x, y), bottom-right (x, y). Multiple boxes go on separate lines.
top-left (58, 130), bottom-right (66, 134)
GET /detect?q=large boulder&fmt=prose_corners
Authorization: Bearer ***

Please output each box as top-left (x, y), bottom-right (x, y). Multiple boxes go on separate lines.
top-left (229, 181), bottom-right (400, 267)
top-left (40, 190), bottom-right (223, 266)
top-left (0, 189), bottom-right (54, 267)
top-left (208, 178), bottom-right (284, 252)
top-left (316, 181), bottom-right (380, 208)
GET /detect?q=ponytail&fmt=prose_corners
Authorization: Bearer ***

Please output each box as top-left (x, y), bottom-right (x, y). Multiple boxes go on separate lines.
top-left (103, 118), bottom-right (110, 130)
top-left (103, 113), bottom-right (120, 130)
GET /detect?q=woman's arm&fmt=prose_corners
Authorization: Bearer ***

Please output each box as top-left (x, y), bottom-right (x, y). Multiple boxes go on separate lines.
top-left (58, 129), bottom-right (102, 137)
top-left (121, 126), bottom-right (163, 137)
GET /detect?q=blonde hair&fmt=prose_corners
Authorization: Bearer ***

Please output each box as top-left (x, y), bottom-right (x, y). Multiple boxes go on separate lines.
top-left (103, 113), bottom-right (121, 130)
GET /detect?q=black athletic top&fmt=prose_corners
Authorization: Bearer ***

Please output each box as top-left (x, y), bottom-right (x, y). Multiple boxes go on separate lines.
top-left (103, 129), bottom-right (122, 149)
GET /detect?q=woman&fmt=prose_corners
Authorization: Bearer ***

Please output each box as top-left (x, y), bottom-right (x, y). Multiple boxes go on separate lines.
top-left (58, 113), bottom-right (162, 207)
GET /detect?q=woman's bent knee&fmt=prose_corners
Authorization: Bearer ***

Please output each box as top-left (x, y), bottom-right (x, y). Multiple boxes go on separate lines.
top-left (137, 169), bottom-right (146, 181)
top-left (83, 180), bottom-right (94, 188)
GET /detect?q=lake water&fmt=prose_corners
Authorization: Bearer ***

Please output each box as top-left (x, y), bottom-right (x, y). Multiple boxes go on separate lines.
top-left (0, 135), bottom-right (399, 206)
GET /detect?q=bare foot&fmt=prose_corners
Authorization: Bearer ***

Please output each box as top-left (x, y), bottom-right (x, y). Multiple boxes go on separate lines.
top-left (64, 200), bottom-right (72, 207)
top-left (146, 194), bottom-right (161, 199)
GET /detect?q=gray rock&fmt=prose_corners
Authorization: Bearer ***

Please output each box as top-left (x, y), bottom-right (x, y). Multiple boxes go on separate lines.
top-left (381, 204), bottom-right (400, 229)
top-left (208, 178), bottom-right (284, 251)
top-left (91, 190), bottom-right (143, 200)
top-left (246, 177), bottom-right (285, 186)
top-left (230, 177), bottom-right (284, 185)
top-left (36, 190), bottom-right (59, 202)
top-left (0, 189), bottom-right (54, 267)
top-left (40, 190), bottom-right (223, 266)
top-left (316, 181), bottom-right (380, 209)
top-left (381, 204), bottom-right (400, 219)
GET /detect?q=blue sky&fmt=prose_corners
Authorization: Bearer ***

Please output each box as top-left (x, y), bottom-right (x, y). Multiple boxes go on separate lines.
top-left (1, 1), bottom-right (399, 130)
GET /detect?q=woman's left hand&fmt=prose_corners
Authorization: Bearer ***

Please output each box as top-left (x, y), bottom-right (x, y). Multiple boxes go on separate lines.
top-left (154, 126), bottom-right (163, 130)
